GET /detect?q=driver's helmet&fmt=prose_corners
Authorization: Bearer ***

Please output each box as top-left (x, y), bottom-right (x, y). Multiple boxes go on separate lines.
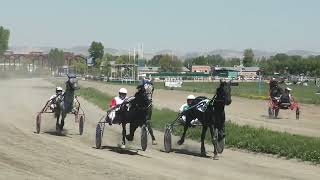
top-left (140, 78), bottom-right (152, 86)
top-left (56, 86), bottom-right (63, 95)
top-left (187, 94), bottom-right (196, 106)
top-left (285, 87), bottom-right (292, 92)
top-left (119, 88), bottom-right (127, 100)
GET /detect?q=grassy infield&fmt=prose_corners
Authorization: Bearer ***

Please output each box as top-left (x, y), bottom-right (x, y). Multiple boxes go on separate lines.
top-left (114, 81), bottom-right (320, 104)
top-left (76, 86), bottom-right (320, 164)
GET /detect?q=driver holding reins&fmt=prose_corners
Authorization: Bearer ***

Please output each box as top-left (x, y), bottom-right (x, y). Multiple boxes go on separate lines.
top-left (179, 94), bottom-right (200, 126)
top-left (107, 88), bottom-right (128, 125)
top-left (49, 86), bottom-right (64, 112)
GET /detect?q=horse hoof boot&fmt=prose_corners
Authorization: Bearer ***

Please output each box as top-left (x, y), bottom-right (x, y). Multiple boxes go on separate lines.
top-left (120, 144), bottom-right (126, 149)
top-left (201, 147), bottom-right (206, 157)
top-left (200, 151), bottom-right (207, 157)
top-left (177, 139), bottom-right (184, 145)
top-left (213, 154), bottom-right (219, 160)
top-left (152, 140), bottom-right (157, 145)
top-left (126, 135), bottom-right (133, 141)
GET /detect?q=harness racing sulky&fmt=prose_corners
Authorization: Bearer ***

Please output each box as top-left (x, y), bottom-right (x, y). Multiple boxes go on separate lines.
top-left (163, 80), bottom-right (238, 159)
top-left (268, 79), bottom-right (300, 119)
top-left (36, 75), bottom-right (85, 135)
top-left (95, 81), bottom-right (155, 151)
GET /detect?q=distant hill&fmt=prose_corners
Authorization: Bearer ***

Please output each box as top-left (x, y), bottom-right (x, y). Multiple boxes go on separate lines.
top-left (8, 46), bottom-right (320, 59)
top-left (286, 50), bottom-right (320, 57)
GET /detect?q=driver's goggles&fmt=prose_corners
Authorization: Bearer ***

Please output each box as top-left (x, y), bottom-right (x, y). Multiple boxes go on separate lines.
top-left (187, 99), bottom-right (193, 103)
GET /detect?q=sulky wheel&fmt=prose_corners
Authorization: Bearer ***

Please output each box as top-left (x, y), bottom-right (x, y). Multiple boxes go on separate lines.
top-left (79, 115), bottom-right (84, 135)
top-left (36, 113), bottom-right (42, 134)
top-left (141, 125), bottom-right (148, 151)
top-left (274, 109), bottom-right (279, 119)
top-left (164, 127), bottom-right (172, 153)
top-left (296, 108), bottom-right (300, 120)
top-left (268, 107), bottom-right (273, 118)
top-left (95, 123), bottom-right (103, 149)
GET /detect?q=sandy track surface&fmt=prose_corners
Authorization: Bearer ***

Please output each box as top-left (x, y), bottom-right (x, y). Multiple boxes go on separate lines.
top-left (79, 80), bottom-right (320, 137)
top-left (1, 78), bottom-right (320, 180)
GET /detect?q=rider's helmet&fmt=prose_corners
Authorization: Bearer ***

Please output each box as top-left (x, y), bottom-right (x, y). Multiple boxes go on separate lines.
top-left (56, 86), bottom-right (63, 95)
top-left (141, 77), bottom-right (152, 85)
top-left (285, 87), bottom-right (292, 92)
top-left (119, 88), bottom-right (127, 100)
top-left (187, 94), bottom-right (196, 106)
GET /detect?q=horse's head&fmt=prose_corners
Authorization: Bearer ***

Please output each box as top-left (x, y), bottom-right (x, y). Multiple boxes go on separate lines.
top-left (66, 74), bottom-right (80, 91)
top-left (136, 81), bottom-right (154, 107)
top-left (216, 79), bottom-right (232, 106)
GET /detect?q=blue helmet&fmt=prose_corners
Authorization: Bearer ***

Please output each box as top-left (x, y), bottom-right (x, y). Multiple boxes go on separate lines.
top-left (140, 78), bottom-right (152, 86)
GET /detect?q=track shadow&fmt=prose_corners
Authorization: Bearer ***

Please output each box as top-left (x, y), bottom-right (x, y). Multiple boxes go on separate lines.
top-left (42, 131), bottom-right (72, 138)
top-left (97, 145), bottom-right (150, 158)
top-left (260, 115), bottom-right (282, 120)
top-left (167, 148), bottom-right (212, 159)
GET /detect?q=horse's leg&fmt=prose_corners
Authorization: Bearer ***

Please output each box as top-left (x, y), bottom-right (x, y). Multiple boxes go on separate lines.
top-left (146, 106), bottom-right (156, 144)
top-left (121, 123), bottom-right (126, 148)
top-left (126, 123), bottom-right (137, 141)
top-left (200, 125), bottom-right (208, 157)
top-left (55, 113), bottom-right (60, 131)
top-left (209, 125), bottom-right (218, 159)
top-left (146, 121), bottom-right (156, 144)
top-left (177, 125), bottom-right (188, 145)
top-left (221, 110), bottom-right (226, 139)
top-left (217, 111), bottom-right (226, 141)
top-left (60, 113), bottom-right (67, 131)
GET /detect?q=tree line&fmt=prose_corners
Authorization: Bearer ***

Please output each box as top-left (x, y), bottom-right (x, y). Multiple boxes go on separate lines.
top-left (259, 54), bottom-right (320, 76)
top-left (78, 44), bottom-right (320, 77)
top-left (0, 26), bottom-right (10, 56)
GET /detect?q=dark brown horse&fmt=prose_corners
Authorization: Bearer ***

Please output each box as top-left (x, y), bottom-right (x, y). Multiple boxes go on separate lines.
top-left (177, 80), bottom-right (232, 158)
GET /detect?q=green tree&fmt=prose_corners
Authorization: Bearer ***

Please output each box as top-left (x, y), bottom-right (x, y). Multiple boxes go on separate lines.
top-left (88, 41), bottom-right (104, 66)
top-left (148, 54), bottom-right (162, 66)
top-left (0, 26), bottom-right (10, 55)
top-left (159, 54), bottom-right (182, 72)
top-left (243, 48), bottom-right (254, 67)
top-left (48, 48), bottom-right (65, 69)
top-left (71, 60), bottom-right (87, 75)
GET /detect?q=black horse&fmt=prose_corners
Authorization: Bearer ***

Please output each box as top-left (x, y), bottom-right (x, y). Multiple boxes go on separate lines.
top-left (116, 82), bottom-right (154, 148)
top-left (177, 80), bottom-right (232, 158)
top-left (55, 75), bottom-right (80, 133)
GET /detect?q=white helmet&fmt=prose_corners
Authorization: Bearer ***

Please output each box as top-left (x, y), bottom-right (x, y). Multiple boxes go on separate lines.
top-left (285, 87), bottom-right (292, 91)
top-left (56, 87), bottom-right (63, 91)
top-left (119, 88), bottom-right (127, 94)
top-left (187, 94), bottom-right (195, 100)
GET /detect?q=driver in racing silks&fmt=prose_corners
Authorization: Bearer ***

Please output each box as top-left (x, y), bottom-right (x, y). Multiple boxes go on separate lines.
top-left (138, 77), bottom-right (158, 145)
top-left (179, 94), bottom-right (201, 126)
top-left (107, 88), bottom-right (128, 125)
top-left (269, 78), bottom-right (283, 98)
top-left (49, 86), bottom-right (64, 112)
top-left (279, 87), bottom-right (293, 104)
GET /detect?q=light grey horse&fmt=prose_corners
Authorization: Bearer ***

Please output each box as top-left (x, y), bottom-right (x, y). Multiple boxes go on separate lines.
top-left (55, 74), bottom-right (80, 134)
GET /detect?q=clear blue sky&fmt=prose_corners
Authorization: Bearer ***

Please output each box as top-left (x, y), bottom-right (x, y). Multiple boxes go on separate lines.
top-left (1, 0), bottom-right (319, 52)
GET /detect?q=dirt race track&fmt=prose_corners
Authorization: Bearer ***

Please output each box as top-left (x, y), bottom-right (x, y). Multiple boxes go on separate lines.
top-left (1, 78), bottom-right (320, 180)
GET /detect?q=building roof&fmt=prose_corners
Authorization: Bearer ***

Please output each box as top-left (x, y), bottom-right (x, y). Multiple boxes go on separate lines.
top-left (138, 66), bottom-right (160, 71)
top-left (235, 66), bottom-right (260, 72)
top-left (214, 67), bottom-right (237, 71)
top-left (214, 66), bottom-right (260, 72)
top-left (181, 66), bottom-right (190, 72)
